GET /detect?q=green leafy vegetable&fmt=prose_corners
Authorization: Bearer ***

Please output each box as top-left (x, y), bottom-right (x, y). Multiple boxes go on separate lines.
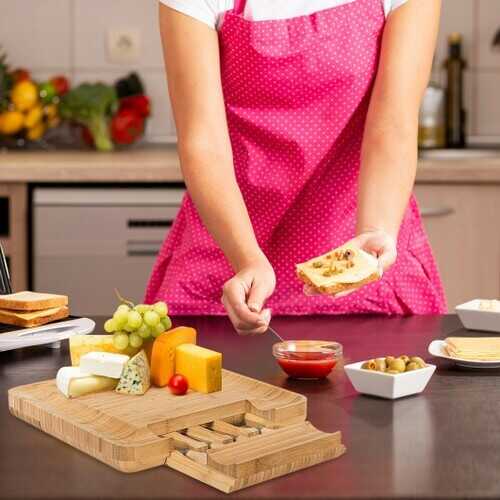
top-left (59, 83), bottom-right (118, 151)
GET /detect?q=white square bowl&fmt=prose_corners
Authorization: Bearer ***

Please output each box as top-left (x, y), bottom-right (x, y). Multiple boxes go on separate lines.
top-left (456, 299), bottom-right (500, 333)
top-left (344, 361), bottom-right (436, 400)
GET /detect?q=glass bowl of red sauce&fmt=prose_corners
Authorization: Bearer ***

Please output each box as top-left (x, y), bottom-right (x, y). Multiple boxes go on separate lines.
top-left (273, 340), bottom-right (343, 379)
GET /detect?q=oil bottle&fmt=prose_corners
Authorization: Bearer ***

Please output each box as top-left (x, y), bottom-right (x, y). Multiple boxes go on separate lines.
top-left (444, 33), bottom-right (467, 148)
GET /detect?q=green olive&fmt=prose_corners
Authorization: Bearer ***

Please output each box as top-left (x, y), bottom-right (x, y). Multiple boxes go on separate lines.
top-left (374, 358), bottom-right (387, 372)
top-left (388, 358), bottom-right (406, 373)
top-left (398, 355), bottom-right (410, 364)
top-left (405, 362), bottom-right (419, 371)
top-left (362, 360), bottom-right (376, 370)
top-left (410, 356), bottom-right (426, 368)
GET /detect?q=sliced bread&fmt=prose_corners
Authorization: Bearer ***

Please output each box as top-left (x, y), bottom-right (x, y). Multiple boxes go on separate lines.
top-left (0, 291), bottom-right (68, 311)
top-left (0, 306), bottom-right (69, 328)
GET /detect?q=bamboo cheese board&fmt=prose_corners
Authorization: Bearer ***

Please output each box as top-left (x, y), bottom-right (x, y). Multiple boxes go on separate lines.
top-left (8, 369), bottom-right (346, 493)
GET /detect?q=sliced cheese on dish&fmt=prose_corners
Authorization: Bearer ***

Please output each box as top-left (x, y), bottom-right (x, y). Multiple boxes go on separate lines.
top-left (69, 335), bottom-right (141, 366)
top-left (150, 327), bottom-right (197, 387)
top-left (80, 352), bottom-right (130, 379)
top-left (175, 344), bottom-right (222, 394)
top-left (56, 366), bottom-right (118, 398)
top-left (445, 337), bottom-right (500, 360)
top-left (115, 350), bottom-right (151, 395)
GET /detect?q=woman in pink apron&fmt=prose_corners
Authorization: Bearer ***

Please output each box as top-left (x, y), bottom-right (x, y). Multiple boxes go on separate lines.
top-left (146, 0), bottom-right (446, 334)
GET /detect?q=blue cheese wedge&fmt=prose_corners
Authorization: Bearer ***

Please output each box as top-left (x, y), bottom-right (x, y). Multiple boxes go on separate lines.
top-left (56, 366), bottom-right (117, 398)
top-left (115, 350), bottom-right (151, 395)
top-left (80, 352), bottom-right (130, 379)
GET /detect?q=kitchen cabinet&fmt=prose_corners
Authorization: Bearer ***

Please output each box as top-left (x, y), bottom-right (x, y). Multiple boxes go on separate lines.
top-left (414, 183), bottom-right (500, 310)
top-left (0, 183), bottom-right (27, 291)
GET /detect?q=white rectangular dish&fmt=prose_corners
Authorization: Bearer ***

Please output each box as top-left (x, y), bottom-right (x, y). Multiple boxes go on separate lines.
top-left (456, 299), bottom-right (500, 333)
top-left (344, 361), bottom-right (435, 400)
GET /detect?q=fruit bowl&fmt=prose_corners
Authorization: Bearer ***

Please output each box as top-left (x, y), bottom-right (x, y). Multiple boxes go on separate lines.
top-left (272, 340), bottom-right (343, 379)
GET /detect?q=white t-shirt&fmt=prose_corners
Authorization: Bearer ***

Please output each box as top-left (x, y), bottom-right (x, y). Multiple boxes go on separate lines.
top-left (160, 0), bottom-right (408, 29)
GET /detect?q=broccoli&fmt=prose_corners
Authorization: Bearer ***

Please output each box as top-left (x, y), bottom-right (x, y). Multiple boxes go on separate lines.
top-left (59, 83), bottom-right (118, 151)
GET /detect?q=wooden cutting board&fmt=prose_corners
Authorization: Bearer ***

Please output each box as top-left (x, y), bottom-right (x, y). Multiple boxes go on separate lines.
top-left (8, 370), bottom-right (346, 493)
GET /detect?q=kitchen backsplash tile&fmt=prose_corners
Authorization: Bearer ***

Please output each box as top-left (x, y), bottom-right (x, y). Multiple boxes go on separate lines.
top-left (73, 0), bottom-right (163, 70)
top-left (477, 0), bottom-right (500, 70)
top-left (0, 0), bottom-right (72, 71)
top-left (475, 71), bottom-right (500, 136)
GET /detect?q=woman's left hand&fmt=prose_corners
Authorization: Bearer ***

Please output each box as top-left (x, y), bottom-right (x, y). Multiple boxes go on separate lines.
top-left (304, 229), bottom-right (397, 297)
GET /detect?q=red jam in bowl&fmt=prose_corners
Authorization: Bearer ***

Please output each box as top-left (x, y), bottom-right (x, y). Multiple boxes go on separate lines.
top-left (273, 341), bottom-right (343, 379)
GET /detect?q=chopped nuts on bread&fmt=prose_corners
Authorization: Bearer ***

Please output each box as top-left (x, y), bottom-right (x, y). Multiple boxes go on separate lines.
top-left (296, 245), bottom-right (380, 295)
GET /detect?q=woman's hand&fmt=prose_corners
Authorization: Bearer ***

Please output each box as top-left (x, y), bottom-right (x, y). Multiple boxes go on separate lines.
top-left (350, 229), bottom-right (398, 274)
top-left (222, 256), bottom-right (276, 336)
top-left (304, 229), bottom-right (397, 297)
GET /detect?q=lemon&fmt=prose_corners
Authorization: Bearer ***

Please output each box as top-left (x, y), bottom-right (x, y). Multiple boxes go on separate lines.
top-left (0, 110), bottom-right (25, 135)
top-left (26, 122), bottom-right (46, 141)
top-left (24, 105), bottom-right (43, 129)
top-left (11, 80), bottom-right (39, 112)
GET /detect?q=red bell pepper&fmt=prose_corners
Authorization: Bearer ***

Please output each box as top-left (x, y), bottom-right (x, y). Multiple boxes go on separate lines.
top-left (119, 94), bottom-right (150, 118)
top-left (111, 108), bottom-right (144, 145)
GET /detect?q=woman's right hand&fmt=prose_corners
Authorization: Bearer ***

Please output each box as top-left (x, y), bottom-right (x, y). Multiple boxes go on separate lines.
top-left (222, 256), bottom-right (276, 336)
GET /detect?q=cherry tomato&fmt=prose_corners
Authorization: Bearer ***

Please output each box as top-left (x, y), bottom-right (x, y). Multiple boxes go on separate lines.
top-left (50, 75), bottom-right (70, 96)
top-left (168, 374), bottom-right (188, 396)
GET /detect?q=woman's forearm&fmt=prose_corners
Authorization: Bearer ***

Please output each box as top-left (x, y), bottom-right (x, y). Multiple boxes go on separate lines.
top-left (160, 6), bottom-right (264, 271)
top-left (356, 0), bottom-right (441, 241)
top-left (179, 142), bottom-right (264, 271)
top-left (357, 117), bottom-right (418, 240)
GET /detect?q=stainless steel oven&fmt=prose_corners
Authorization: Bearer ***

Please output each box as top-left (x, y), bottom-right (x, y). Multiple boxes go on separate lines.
top-left (33, 187), bottom-right (185, 316)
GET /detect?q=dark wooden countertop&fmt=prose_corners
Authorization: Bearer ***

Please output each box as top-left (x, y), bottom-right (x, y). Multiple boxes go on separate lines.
top-left (1, 314), bottom-right (499, 499)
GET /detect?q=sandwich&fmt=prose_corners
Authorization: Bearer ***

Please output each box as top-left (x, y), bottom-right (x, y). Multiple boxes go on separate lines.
top-left (0, 291), bottom-right (69, 328)
top-left (296, 245), bottom-right (380, 295)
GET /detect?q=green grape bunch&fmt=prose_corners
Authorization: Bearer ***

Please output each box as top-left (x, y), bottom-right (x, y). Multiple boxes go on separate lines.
top-left (104, 291), bottom-right (172, 351)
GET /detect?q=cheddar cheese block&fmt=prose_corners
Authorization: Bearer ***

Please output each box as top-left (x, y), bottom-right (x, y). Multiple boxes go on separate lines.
top-left (0, 305), bottom-right (69, 328)
top-left (445, 337), bottom-right (500, 360)
top-left (175, 344), bottom-right (222, 394)
top-left (0, 291), bottom-right (68, 311)
top-left (296, 245), bottom-right (380, 295)
top-left (150, 327), bottom-right (197, 387)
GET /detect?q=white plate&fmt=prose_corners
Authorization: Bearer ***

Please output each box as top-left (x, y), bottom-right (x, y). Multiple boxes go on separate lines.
top-left (428, 339), bottom-right (500, 368)
top-left (0, 318), bottom-right (95, 352)
top-left (344, 361), bottom-right (435, 400)
top-left (455, 299), bottom-right (500, 333)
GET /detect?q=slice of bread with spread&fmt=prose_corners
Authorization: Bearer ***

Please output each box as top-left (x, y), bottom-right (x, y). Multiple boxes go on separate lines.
top-left (296, 246), bottom-right (380, 295)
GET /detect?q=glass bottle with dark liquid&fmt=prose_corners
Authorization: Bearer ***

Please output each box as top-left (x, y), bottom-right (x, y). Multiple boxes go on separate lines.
top-left (444, 33), bottom-right (466, 148)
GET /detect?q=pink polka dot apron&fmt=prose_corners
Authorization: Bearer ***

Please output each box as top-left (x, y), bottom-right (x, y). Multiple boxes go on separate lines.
top-left (146, 0), bottom-right (447, 315)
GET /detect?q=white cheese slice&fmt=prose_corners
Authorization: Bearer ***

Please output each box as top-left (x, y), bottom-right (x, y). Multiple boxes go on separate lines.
top-left (329, 249), bottom-right (379, 284)
top-left (80, 352), bottom-right (130, 379)
top-left (56, 366), bottom-right (117, 398)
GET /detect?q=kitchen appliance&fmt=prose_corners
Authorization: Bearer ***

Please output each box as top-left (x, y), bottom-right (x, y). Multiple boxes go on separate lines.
top-left (9, 370), bottom-right (345, 492)
top-left (33, 187), bottom-right (185, 316)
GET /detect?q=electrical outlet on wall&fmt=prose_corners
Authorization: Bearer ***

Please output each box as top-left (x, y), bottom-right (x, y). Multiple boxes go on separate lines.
top-left (107, 28), bottom-right (141, 64)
